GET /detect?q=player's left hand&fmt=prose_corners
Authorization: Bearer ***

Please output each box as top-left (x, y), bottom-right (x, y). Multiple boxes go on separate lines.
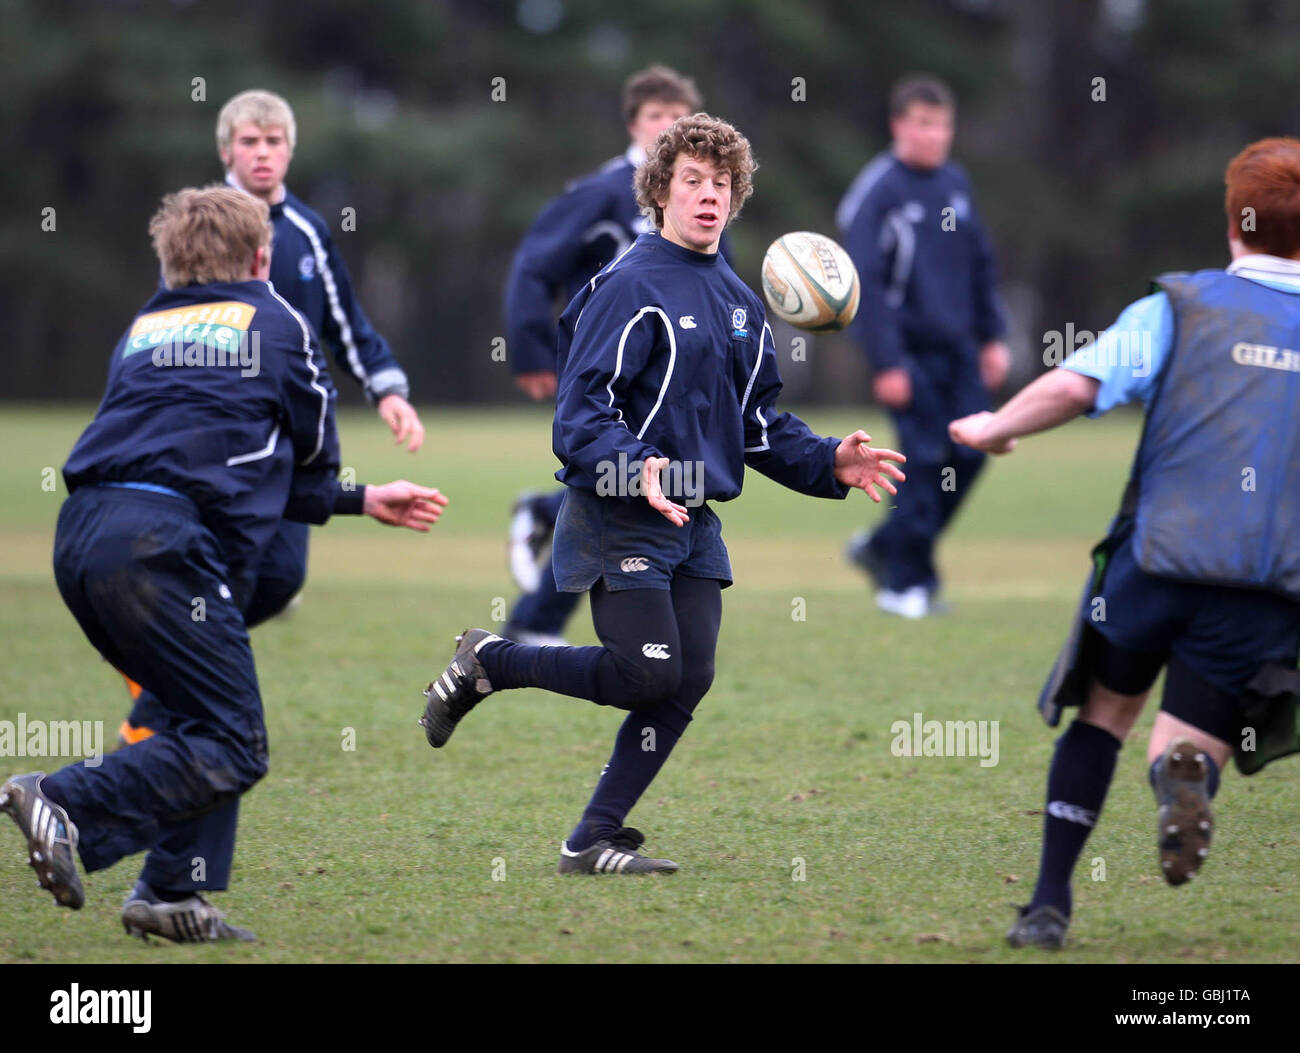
top-left (979, 341), bottom-right (1012, 391)
top-left (833, 431), bottom-right (906, 503)
top-left (377, 395), bottom-right (425, 452)
top-left (949, 411), bottom-right (1017, 454)
top-left (643, 456), bottom-right (690, 527)
top-left (363, 481), bottom-right (448, 531)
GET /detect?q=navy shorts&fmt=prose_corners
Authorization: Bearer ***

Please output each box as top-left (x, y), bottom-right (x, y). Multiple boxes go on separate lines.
top-left (1091, 531), bottom-right (1300, 696)
top-left (552, 486), bottom-right (733, 592)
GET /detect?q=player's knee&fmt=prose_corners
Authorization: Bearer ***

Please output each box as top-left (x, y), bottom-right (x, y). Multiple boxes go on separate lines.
top-left (236, 754), bottom-right (269, 791)
top-left (235, 744), bottom-right (269, 791)
top-left (676, 661), bottom-right (715, 710)
top-left (227, 712), bottom-right (270, 782)
top-left (192, 730), bottom-right (267, 796)
top-left (621, 654), bottom-right (683, 710)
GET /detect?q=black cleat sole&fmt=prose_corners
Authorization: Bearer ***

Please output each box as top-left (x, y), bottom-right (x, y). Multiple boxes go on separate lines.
top-left (1157, 742), bottom-right (1213, 886)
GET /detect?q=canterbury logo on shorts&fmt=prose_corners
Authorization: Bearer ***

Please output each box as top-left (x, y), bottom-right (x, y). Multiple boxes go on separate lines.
top-left (641, 643), bottom-right (671, 660)
top-left (620, 557), bottom-right (650, 572)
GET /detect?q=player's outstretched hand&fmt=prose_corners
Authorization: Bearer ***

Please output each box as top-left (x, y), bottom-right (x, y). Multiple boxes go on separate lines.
top-left (643, 456), bottom-right (690, 527)
top-left (949, 411), bottom-right (1017, 454)
top-left (363, 480), bottom-right (448, 531)
top-left (378, 394), bottom-right (426, 452)
top-left (514, 371), bottom-right (558, 401)
top-left (833, 430), bottom-right (906, 503)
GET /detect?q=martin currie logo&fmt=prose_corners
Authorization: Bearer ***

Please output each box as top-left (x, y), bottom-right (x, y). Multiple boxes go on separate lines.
top-left (123, 301), bottom-right (261, 377)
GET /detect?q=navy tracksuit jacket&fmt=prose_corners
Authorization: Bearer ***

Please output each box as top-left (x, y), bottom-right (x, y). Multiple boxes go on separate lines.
top-left (554, 231), bottom-right (848, 506)
top-left (46, 279), bottom-right (358, 893)
top-left (838, 151), bottom-right (1006, 592)
top-left (503, 151), bottom-right (733, 631)
top-left (125, 182), bottom-right (410, 729)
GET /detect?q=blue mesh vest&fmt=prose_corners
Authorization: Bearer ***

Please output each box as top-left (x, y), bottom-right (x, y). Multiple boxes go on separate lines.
top-left (1128, 270), bottom-right (1300, 601)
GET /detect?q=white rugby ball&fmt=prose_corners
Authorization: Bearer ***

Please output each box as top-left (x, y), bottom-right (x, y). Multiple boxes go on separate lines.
top-left (761, 231), bottom-right (860, 332)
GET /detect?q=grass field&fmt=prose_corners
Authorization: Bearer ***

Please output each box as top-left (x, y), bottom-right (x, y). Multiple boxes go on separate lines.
top-left (1, 404), bottom-right (1296, 963)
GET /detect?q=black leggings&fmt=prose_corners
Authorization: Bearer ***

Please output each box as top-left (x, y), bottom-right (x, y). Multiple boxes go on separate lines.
top-left (588, 576), bottom-right (722, 734)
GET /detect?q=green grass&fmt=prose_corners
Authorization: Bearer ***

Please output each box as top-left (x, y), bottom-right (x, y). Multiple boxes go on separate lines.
top-left (1, 404), bottom-right (1296, 962)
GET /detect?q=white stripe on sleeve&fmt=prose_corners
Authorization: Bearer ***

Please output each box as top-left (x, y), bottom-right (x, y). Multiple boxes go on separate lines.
top-left (743, 323), bottom-right (771, 452)
top-left (282, 205), bottom-right (366, 386)
top-left (268, 287), bottom-right (330, 465)
top-left (601, 306), bottom-right (676, 439)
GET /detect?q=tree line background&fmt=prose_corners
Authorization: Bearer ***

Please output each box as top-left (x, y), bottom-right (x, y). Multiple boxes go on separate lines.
top-left (5, 0), bottom-right (1300, 405)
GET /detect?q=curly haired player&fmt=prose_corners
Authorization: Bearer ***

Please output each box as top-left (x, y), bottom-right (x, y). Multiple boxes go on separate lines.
top-left (502, 65), bottom-right (709, 646)
top-left (419, 114), bottom-right (905, 874)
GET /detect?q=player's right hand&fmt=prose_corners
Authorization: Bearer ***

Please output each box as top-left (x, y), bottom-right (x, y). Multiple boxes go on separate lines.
top-left (873, 367), bottom-right (912, 410)
top-left (949, 412), bottom-right (1017, 455)
top-left (514, 371), bottom-right (558, 401)
top-left (643, 456), bottom-right (689, 527)
top-left (363, 481), bottom-right (449, 531)
top-left (378, 394), bottom-right (426, 452)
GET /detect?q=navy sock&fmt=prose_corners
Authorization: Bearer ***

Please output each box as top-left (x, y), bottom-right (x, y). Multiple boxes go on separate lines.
top-left (477, 639), bottom-right (604, 701)
top-left (1148, 748), bottom-right (1221, 799)
top-left (1029, 721), bottom-right (1122, 917)
top-left (567, 711), bottom-right (684, 851)
top-left (132, 880), bottom-right (193, 903)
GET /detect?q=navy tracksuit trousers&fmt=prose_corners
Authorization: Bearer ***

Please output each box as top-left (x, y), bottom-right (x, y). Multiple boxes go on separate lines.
top-left (44, 486), bottom-right (268, 892)
top-left (127, 518), bottom-right (307, 731)
top-left (868, 345), bottom-right (989, 593)
top-left (506, 488), bottom-right (582, 636)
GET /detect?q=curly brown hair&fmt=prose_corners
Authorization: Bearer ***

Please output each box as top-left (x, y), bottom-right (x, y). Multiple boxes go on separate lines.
top-left (635, 113), bottom-right (757, 230)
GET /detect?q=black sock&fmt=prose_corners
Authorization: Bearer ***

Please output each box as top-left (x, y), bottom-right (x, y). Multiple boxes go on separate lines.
top-left (1028, 721), bottom-right (1122, 917)
top-left (133, 880), bottom-right (193, 903)
top-left (477, 639), bottom-right (604, 700)
top-left (567, 711), bottom-right (684, 851)
top-left (155, 887), bottom-right (196, 903)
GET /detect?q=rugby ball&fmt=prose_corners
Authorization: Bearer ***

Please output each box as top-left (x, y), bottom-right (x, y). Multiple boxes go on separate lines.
top-left (761, 231), bottom-right (860, 331)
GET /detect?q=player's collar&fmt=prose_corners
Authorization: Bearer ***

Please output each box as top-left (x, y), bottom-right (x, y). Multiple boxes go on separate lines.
top-left (649, 230), bottom-right (721, 264)
top-left (625, 144), bottom-right (647, 167)
top-left (1227, 253), bottom-right (1300, 290)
